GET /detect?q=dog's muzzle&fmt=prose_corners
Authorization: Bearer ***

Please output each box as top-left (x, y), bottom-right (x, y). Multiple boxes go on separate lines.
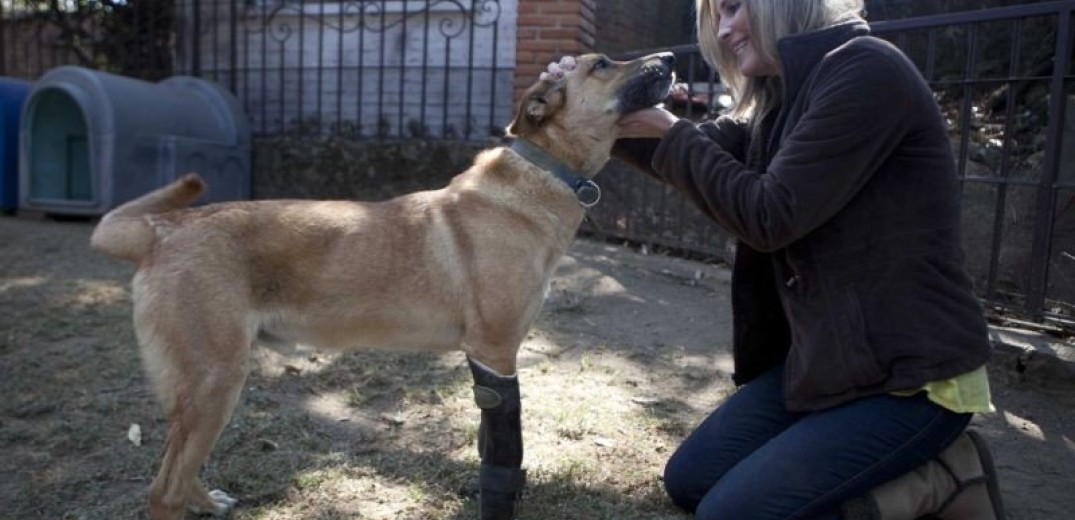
top-left (619, 52), bottom-right (676, 113)
top-left (642, 52), bottom-right (676, 80)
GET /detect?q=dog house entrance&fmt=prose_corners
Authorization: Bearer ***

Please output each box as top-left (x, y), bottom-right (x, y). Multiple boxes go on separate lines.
top-left (27, 89), bottom-right (92, 202)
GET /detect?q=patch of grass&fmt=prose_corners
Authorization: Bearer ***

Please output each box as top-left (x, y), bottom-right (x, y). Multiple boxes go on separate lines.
top-left (293, 470), bottom-right (330, 491)
top-left (553, 404), bottom-right (594, 441)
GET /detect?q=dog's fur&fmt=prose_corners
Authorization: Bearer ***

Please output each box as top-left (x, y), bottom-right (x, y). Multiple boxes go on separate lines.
top-left (91, 52), bottom-right (673, 519)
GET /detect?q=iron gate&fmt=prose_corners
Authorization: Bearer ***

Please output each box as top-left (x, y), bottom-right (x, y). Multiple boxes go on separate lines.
top-left (0, 0), bottom-right (511, 140)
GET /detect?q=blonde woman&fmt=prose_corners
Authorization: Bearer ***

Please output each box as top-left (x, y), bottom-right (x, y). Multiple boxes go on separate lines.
top-left (615, 1), bottom-right (1007, 518)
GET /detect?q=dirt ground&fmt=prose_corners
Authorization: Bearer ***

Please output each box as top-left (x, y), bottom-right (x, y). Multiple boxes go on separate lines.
top-left (1, 215), bottom-right (1072, 519)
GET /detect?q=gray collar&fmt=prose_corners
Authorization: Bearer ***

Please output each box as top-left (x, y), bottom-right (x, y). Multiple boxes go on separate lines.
top-left (510, 139), bottom-right (601, 208)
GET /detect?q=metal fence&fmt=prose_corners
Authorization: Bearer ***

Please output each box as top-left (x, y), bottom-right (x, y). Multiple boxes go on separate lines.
top-left (0, 0), bottom-right (512, 140)
top-left (873, 2), bottom-right (1075, 329)
top-left (179, 0), bottom-right (512, 139)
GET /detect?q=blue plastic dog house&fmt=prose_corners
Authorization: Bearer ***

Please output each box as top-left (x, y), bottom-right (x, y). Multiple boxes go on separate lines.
top-left (0, 77), bottom-right (31, 212)
top-left (19, 66), bottom-right (251, 216)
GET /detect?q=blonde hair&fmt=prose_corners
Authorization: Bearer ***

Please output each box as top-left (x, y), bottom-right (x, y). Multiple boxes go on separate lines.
top-left (696, 0), bottom-right (864, 128)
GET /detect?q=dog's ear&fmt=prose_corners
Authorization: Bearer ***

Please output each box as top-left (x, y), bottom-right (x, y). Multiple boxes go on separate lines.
top-left (506, 79), bottom-right (566, 137)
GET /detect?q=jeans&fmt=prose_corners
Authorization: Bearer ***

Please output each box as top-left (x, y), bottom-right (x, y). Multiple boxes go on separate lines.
top-left (663, 365), bottom-right (972, 520)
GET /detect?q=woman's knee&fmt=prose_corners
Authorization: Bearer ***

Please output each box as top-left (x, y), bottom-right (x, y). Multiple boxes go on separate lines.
top-left (662, 449), bottom-right (705, 512)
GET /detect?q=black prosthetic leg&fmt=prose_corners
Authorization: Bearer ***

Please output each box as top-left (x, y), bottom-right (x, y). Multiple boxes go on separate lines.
top-left (467, 357), bottom-right (526, 520)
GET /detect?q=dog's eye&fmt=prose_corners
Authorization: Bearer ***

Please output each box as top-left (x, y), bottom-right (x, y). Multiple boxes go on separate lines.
top-left (592, 58), bottom-right (611, 72)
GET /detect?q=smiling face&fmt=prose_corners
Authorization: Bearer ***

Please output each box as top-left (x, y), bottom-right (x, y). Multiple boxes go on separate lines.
top-left (717, 0), bottom-right (779, 77)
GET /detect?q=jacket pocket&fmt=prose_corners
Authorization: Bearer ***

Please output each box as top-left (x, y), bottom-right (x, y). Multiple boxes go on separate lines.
top-left (784, 285), bottom-right (886, 400)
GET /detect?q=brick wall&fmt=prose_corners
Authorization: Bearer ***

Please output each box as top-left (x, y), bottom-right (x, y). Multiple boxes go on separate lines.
top-left (514, 0), bottom-right (596, 102)
top-left (514, 0), bottom-right (695, 103)
top-left (594, 0), bottom-right (695, 55)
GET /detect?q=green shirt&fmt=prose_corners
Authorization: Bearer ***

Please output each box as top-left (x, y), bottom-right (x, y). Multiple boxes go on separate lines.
top-left (893, 364), bottom-right (994, 414)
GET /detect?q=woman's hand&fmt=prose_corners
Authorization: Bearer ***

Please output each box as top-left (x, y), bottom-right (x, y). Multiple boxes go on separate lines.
top-left (617, 106), bottom-right (681, 139)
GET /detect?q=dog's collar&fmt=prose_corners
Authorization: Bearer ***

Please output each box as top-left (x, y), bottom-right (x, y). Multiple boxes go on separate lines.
top-left (510, 139), bottom-right (601, 208)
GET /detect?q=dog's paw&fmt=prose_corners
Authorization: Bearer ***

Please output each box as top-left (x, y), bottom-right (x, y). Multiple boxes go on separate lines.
top-left (209, 490), bottom-right (238, 515)
top-left (189, 490), bottom-right (238, 517)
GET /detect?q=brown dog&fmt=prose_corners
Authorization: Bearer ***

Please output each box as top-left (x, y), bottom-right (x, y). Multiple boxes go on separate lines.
top-left (90, 52), bottom-right (674, 519)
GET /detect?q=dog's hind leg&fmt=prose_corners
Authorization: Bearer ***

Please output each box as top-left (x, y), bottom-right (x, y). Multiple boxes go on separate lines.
top-left (147, 361), bottom-right (248, 519)
top-left (467, 356), bottom-right (526, 520)
top-left (139, 306), bottom-right (251, 519)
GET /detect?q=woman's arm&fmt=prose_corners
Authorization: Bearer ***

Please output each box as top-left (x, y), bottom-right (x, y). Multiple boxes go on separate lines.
top-left (651, 45), bottom-right (916, 252)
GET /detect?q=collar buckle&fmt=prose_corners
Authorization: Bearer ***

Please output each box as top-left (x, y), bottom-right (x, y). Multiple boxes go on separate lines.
top-left (575, 180), bottom-right (601, 208)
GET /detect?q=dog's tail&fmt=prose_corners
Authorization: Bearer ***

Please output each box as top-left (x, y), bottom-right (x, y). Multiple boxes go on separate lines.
top-left (90, 173), bottom-right (207, 263)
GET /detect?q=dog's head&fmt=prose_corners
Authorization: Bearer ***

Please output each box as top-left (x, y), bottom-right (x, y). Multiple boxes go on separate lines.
top-left (507, 52), bottom-right (675, 172)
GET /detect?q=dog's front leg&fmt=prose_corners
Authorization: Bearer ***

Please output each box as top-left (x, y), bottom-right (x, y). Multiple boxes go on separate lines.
top-left (467, 357), bottom-right (526, 520)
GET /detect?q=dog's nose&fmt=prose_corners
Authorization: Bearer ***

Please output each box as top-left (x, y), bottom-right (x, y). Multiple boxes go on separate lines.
top-left (659, 53), bottom-right (676, 67)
